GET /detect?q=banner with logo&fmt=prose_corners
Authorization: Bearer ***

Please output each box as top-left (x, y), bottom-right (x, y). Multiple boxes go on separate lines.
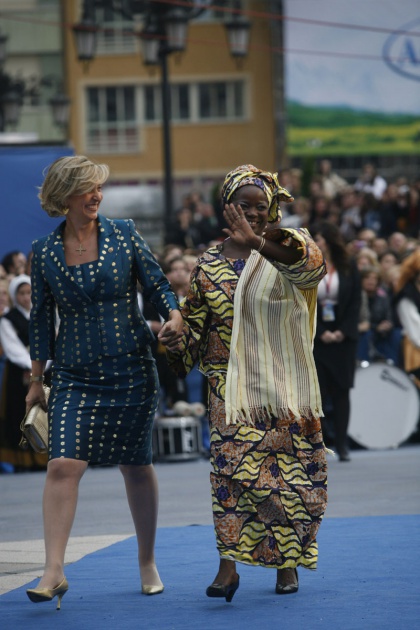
top-left (284, 0), bottom-right (420, 155)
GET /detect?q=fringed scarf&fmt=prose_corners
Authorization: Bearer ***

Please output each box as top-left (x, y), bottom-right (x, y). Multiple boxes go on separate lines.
top-left (225, 250), bottom-right (323, 425)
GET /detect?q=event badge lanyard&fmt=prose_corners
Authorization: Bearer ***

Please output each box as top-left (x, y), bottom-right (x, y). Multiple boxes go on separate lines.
top-left (322, 265), bottom-right (336, 322)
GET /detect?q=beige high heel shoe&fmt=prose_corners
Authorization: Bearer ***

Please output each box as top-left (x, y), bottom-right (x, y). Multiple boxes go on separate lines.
top-left (141, 584), bottom-right (164, 595)
top-left (26, 577), bottom-right (69, 610)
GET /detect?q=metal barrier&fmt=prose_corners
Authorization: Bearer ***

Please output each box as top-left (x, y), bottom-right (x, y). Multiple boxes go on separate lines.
top-left (153, 416), bottom-right (202, 462)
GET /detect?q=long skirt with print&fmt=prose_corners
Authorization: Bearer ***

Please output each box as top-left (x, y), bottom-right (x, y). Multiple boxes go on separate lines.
top-left (208, 374), bottom-right (328, 570)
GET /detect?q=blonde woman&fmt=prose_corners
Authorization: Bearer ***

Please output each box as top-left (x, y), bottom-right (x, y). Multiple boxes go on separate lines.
top-left (25, 155), bottom-right (183, 608)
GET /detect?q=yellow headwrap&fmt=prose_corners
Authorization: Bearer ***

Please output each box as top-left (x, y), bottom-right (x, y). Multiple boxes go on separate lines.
top-left (221, 164), bottom-right (294, 223)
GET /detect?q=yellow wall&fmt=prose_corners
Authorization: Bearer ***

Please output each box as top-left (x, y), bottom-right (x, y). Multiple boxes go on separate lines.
top-left (63, 1), bottom-right (276, 184)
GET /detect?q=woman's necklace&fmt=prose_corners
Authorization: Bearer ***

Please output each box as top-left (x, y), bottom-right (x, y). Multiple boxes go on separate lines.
top-left (75, 242), bottom-right (86, 256)
top-left (63, 226), bottom-right (90, 255)
top-left (64, 238), bottom-right (87, 255)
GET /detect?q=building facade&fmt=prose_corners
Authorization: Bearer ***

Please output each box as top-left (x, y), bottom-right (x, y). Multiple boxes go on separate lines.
top-left (63, 0), bottom-right (282, 205)
top-left (0, 1), bottom-right (284, 247)
top-left (0, 0), bottom-right (67, 143)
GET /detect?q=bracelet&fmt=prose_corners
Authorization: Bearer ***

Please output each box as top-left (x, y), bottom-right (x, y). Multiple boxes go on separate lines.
top-left (29, 375), bottom-right (44, 382)
top-left (256, 237), bottom-right (266, 253)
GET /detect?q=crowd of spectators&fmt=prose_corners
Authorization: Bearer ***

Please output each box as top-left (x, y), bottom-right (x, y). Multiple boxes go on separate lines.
top-left (1, 160), bottom-right (419, 471)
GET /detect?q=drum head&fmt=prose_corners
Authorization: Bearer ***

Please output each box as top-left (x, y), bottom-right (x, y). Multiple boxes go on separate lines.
top-left (349, 364), bottom-right (420, 449)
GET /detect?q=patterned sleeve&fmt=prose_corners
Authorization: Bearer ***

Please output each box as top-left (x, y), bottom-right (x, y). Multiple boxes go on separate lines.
top-left (166, 264), bottom-right (210, 378)
top-left (29, 240), bottom-right (57, 361)
top-left (265, 227), bottom-right (326, 289)
top-left (128, 220), bottom-right (179, 319)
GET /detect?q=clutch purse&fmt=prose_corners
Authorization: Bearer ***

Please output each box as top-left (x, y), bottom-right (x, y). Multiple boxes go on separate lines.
top-left (20, 386), bottom-right (50, 454)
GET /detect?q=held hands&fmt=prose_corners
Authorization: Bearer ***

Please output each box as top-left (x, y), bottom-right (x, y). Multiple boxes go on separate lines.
top-left (158, 310), bottom-right (184, 351)
top-left (25, 381), bottom-right (48, 414)
top-left (223, 203), bottom-right (259, 247)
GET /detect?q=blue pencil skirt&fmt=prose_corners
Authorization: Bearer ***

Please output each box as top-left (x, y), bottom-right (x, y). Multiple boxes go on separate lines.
top-left (48, 347), bottom-right (159, 465)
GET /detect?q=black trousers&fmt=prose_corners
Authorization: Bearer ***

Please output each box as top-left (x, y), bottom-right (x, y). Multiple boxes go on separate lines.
top-left (316, 363), bottom-right (351, 456)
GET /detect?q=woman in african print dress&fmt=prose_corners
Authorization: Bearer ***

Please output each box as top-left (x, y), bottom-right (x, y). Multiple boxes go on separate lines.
top-left (167, 165), bottom-right (328, 600)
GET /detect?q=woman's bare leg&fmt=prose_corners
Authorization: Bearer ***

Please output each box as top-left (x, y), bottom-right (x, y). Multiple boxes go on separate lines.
top-left (38, 458), bottom-right (88, 588)
top-left (120, 463), bottom-right (162, 587)
top-left (211, 558), bottom-right (238, 585)
top-left (277, 567), bottom-right (298, 585)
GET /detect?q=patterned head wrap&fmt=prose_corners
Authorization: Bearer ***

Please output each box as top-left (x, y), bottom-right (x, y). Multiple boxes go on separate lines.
top-left (221, 164), bottom-right (294, 223)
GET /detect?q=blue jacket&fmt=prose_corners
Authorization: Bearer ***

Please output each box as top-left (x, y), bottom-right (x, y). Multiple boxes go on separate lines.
top-left (30, 215), bottom-right (179, 367)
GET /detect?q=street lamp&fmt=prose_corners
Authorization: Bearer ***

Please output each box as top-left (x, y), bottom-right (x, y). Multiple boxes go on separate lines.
top-left (0, 29), bottom-right (70, 133)
top-left (136, 4), bottom-right (203, 227)
top-left (73, 0), bottom-right (251, 234)
top-left (49, 92), bottom-right (72, 129)
top-left (72, 0), bottom-right (98, 62)
top-left (0, 72), bottom-right (71, 132)
top-left (225, 14), bottom-right (251, 57)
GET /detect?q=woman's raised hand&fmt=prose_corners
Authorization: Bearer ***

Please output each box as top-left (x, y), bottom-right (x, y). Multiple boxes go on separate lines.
top-left (222, 203), bottom-right (256, 246)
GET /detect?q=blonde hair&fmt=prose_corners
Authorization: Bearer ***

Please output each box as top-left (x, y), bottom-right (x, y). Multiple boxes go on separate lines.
top-left (38, 155), bottom-right (110, 217)
top-left (356, 247), bottom-right (378, 271)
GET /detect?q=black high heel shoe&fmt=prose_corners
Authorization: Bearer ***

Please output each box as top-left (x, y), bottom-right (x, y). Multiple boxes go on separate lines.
top-left (206, 575), bottom-right (240, 603)
top-left (276, 568), bottom-right (298, 595)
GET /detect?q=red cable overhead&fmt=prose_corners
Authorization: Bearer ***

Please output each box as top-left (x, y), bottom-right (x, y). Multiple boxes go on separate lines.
top-left (149, 0), bottom-right (420, 37)
top-left (1, 0), bottom-right (419, 38)
top-left (0, 2), bottom-right (417, 63)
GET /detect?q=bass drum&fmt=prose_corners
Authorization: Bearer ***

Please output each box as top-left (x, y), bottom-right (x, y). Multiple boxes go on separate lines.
top-left (349, 363), bottom-right (420, 449)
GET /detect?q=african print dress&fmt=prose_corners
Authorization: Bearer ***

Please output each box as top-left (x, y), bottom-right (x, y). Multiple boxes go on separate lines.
top-left (167, 228), bottom-right (328, 571)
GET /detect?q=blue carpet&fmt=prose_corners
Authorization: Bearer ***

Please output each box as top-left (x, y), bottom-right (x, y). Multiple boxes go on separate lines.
top-left (2, 515), bottom-right (419, 630)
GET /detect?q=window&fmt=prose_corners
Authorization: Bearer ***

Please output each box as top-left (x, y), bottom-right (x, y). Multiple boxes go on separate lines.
top-left (87, 86), bottom-right (138, 153)
top-left (144, 80), bottom-right (245, 123)
top-left (95, 8), bottom-right (136, 55)
top-left (198, 81), bottom-right (244, 120)
top-left (85, 79), bottom-right (246, 153)
top-left (144, 84), bottom-right (190, 122)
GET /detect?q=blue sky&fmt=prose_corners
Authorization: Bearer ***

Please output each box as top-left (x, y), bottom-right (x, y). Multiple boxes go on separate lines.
top-left (285, 0), bottom-right (420, 113)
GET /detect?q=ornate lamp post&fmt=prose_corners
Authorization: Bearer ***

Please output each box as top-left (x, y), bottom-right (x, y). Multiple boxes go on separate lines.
top-left (73, 0), bottom-right (251, 231)
top-left (0, 29), bottom-right (70, 133)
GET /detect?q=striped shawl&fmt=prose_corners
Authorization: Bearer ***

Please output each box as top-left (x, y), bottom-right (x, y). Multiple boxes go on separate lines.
top-left (225, 247), bottom-right (324, 425)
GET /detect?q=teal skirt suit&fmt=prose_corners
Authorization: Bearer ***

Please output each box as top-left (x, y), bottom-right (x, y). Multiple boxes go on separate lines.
top-left (29, 215), bottom-right (179, 465)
